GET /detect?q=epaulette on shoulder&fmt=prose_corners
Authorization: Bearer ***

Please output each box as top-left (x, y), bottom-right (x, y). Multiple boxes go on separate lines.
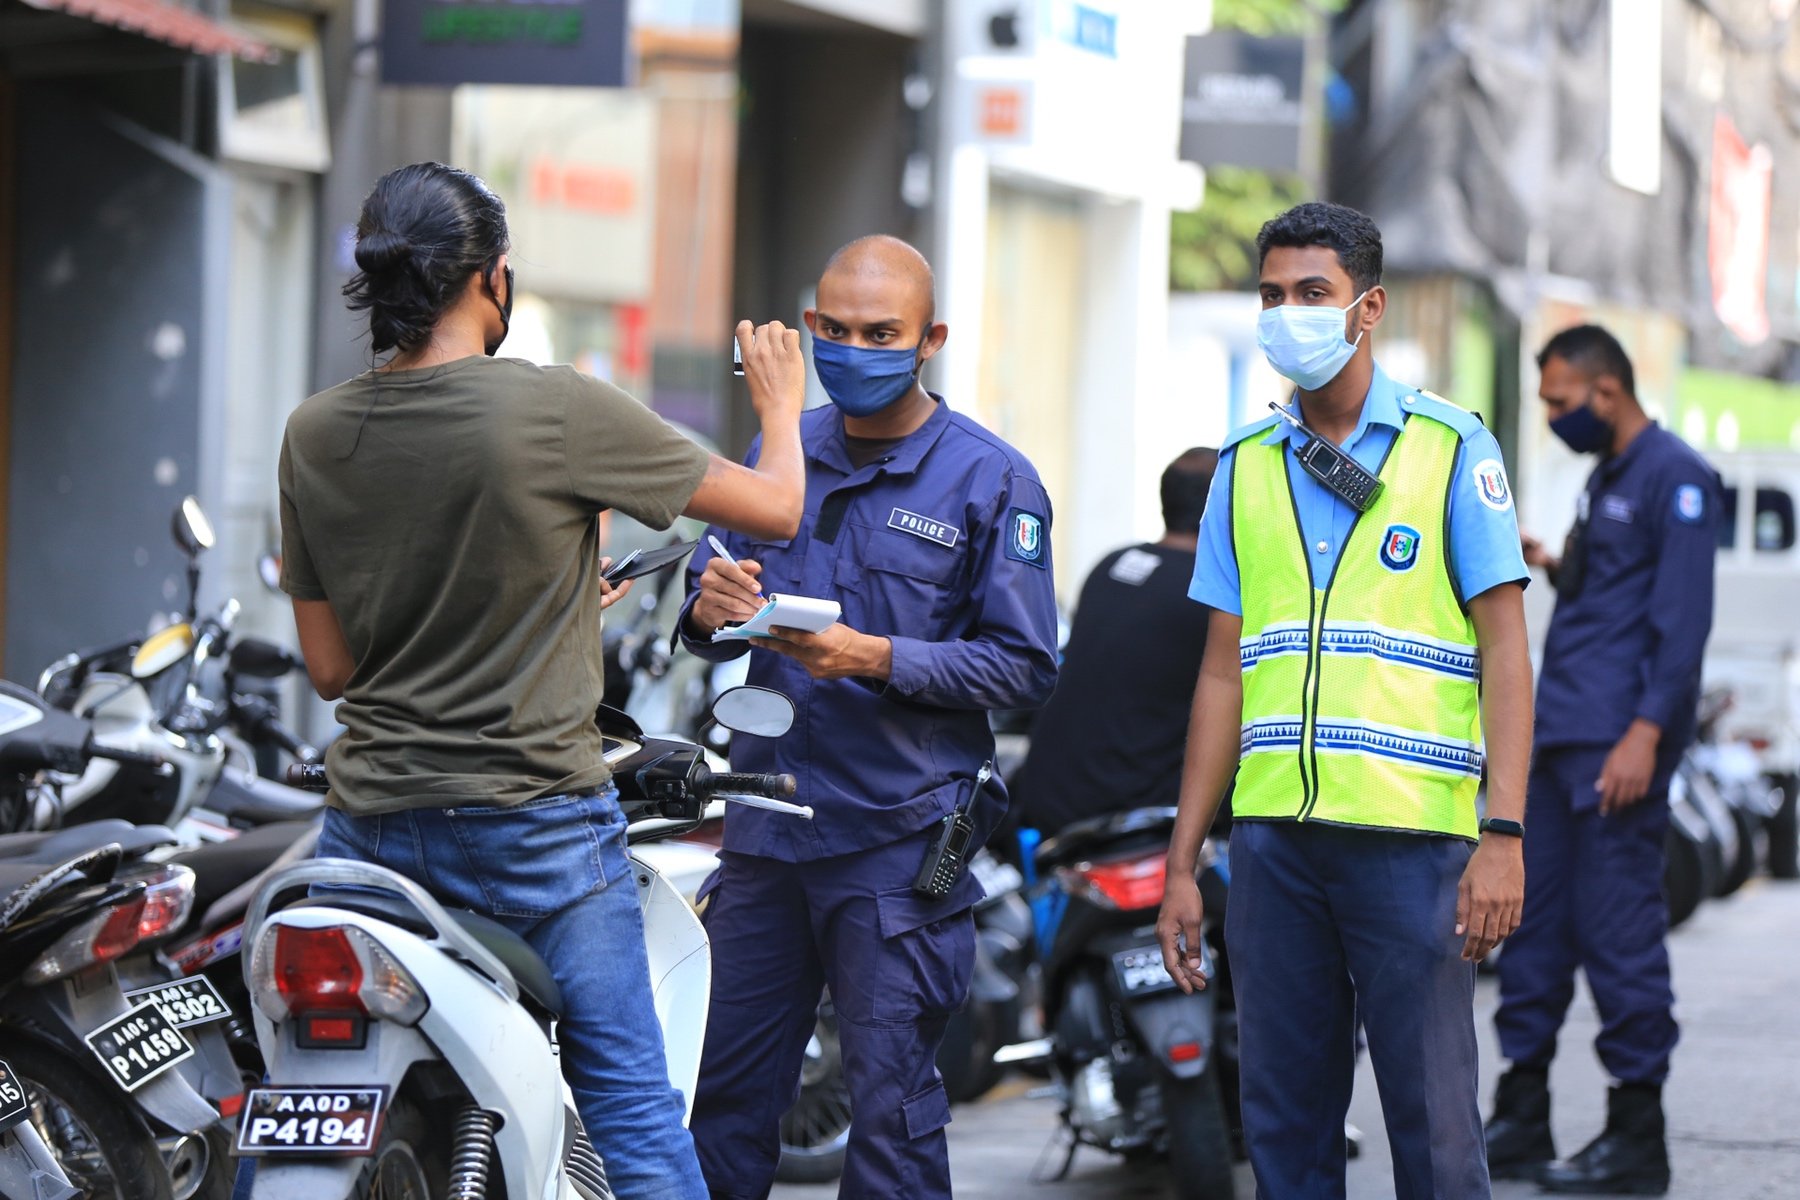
top-left (1403, 389), bottom-right (1486, 441)
top-left (1221, 413), bottom-right (1283, 451)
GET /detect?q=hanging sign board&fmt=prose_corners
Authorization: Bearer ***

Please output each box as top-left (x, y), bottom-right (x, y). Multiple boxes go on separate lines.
top-left (381, 0), bottom-right (628, 87)
top-left (1178, 32), bottom-right (1305, 172)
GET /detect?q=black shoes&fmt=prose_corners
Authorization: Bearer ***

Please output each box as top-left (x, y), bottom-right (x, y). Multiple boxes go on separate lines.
top-left (1538, 1083), bottom-right (1671, 1195)
top-left (1484, 1066), bottom-right (1556, 1181)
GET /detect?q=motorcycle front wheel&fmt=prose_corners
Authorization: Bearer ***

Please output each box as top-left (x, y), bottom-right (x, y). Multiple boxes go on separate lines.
top-left (0, 1033), bottom-right (175, 1200)
top-left (1161, 1065), bottom-right (1236, 1200)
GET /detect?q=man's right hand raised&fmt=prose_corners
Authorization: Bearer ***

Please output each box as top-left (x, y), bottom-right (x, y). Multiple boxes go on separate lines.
top-left (1156, 874), bottom-right (1208, 994)
top-left (738, 320), bottom-right (806, 425)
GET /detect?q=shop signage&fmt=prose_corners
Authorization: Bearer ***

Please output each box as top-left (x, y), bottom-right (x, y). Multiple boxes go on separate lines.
top-left (454, 88), bottom-right (655, 302)
top-left (381, 0), bottom-right (627, 87)
top-left (1178, 32), bottom-right (1305, 172)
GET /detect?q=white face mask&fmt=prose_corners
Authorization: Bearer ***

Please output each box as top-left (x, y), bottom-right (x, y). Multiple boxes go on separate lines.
top-left (1256, 290), bottom-right (1369, 390)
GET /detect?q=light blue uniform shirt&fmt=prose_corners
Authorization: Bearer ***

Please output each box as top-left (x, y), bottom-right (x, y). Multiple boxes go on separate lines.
top-left (1191, 365), bottom-right (1528, 614)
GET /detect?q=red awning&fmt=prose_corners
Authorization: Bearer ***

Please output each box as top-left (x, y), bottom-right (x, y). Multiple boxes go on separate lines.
top-left (18, 0), bottom-right (275, 61)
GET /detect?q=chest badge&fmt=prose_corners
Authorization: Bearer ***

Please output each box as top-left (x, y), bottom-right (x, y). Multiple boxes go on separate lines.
top-left (887, 508), bottom-right (961, 549)
top-left (1379, 524), bottom-right (1422, 572)
top-left (1007, 510), bottom-right (1047, 567)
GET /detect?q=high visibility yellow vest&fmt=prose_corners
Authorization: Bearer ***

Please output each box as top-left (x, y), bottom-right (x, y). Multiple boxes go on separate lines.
top-left (1230, 403), bottom-right (1483, 840)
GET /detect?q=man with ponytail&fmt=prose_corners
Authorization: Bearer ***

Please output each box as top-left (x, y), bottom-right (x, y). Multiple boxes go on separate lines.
top-left (279, 162), bottom-right (809, 1197)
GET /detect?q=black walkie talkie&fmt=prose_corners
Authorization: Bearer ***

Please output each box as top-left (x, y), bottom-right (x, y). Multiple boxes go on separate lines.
top-left (1270, 401), bottom-right (1386, 513)
top-left (914, 761), bottom-right (993, 898)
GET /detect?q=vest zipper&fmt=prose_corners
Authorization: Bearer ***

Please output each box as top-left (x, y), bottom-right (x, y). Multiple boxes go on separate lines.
top-left (1295, 590), bottom-right (1323, 821)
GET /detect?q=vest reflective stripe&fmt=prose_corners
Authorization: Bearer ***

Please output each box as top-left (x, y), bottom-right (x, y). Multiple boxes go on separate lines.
top-left (1232, 415), bottom-right (1483, 839)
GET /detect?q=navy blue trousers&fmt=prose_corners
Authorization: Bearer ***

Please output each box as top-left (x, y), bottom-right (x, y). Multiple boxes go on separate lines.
top-left (1227, 820), bottom-right (1488, 1200)
top-left (1495, 746), bottom-right (1678, 1084)
top-left (689, 832), bottom-right (979, 1199)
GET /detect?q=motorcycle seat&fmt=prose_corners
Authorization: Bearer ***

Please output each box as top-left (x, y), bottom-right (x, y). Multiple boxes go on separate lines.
top-left (311, 893), bottom-right (565, 1019)
top-left (173, 820), bottom-right (318, 913)
top-left (0, 819), bottom-right (178, 864)
top-left (1034, 806), bottom-right (1181, 871)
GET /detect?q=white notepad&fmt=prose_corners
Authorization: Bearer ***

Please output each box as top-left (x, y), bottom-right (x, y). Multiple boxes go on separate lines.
top-left (711, 594), bottom-right (843, 642)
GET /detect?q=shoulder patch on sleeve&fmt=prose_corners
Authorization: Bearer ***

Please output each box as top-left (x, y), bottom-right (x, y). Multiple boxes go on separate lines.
top-left (1472, 457), bottom-right (1514, 511)
top-left (1674, 483), bottom-right (1706, 524)
top-left (1220, 414), bottom-right (1283, 451)
top-left (1004, 509), bottom-right (1048, 567)
top-left (1405, 390), bottom-right (1485, 441)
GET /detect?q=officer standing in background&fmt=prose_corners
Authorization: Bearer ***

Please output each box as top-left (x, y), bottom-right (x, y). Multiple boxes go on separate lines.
top-left (1486, 326), bottom-right (1720, 1196)
top-left (678, 235), bottom-right (1060, 1198)
top-left (1015, 448), bottom-right (1219, 835)
top-left (1156, 201), bottom-right (1535, 1199)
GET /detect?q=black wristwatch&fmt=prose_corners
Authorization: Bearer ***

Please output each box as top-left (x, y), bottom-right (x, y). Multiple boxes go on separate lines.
top-left (1479, 817), bottom-right (1525, 839)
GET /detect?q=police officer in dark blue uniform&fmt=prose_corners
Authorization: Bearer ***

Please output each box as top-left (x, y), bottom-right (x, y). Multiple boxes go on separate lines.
top-left (1487, 325), bottom-right (1720, 1195)
top-left (678, 235), bottom-right (1060, 1198)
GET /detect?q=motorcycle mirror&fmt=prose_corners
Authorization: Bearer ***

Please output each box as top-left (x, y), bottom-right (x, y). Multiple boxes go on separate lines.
top-left (172, 496), bottom-right (216, 557)
top-left (710, 686), bottom-right (795, 738)
top-left (230, 638), bottom-right (298, 679)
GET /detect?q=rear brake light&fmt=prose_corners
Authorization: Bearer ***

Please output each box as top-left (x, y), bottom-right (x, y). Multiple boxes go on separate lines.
top-left (1064, 853), bottom-right (1167, 911)
top-left (250, 924), bottom-right (426, 1026)
top-left (25, 892), bottom-right (148, 982)
top-left (1168, 1041), bottom-right (1204, 1064)
top-left (130, 865), bottom-right (196, 942)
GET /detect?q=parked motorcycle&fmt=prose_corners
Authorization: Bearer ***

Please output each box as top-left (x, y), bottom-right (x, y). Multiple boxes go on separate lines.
top-left (235, 688), bottom-right (808, 1198)
top-left (1004, 807), bottom-right (1237, 1200)
top-left (0, 684), bottom-right (225, 1199)
top-left (34, 496), bottom-right (321, 841)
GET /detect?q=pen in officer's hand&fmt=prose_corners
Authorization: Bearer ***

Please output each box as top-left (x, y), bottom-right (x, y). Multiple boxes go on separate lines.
top-left (709, 534), bottom-right (762, 598)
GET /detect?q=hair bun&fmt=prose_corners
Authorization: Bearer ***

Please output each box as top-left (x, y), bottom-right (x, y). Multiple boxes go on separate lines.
top-left (355, 229), bottom-right (414, 273)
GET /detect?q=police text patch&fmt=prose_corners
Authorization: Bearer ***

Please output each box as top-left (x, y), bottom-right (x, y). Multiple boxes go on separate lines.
top-left (1005, 509), bottom-right (1047, 567)
top-left (888, 508), bottom-right (961, 549)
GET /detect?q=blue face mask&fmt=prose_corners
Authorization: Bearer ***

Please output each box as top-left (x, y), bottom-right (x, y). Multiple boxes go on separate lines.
top-left (1550, 402), bottom-right (1613, 455)
top-left (1257, 290), bottom-right (1369, 391)
top-left (812, 338), bottom-right (922, 417)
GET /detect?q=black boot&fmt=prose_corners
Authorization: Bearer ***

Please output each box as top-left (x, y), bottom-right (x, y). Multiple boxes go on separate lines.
top-left (1538, 1083), bottom-right (1671, 1195)
top-left (1484, 1066), bottom-right (1555, 1181)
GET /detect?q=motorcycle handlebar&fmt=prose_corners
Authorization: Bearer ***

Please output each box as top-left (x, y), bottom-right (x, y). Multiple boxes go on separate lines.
top-left (86, 743), bottom-right (171, 773)
top-left (285, 763), bottom-right (330, 792)
top-left (700, 770), bottom-right (797, 799)
top-left (264, 718), bottom-right (320, 765)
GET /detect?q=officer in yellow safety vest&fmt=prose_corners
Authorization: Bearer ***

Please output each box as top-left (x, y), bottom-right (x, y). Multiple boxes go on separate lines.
top-left (1156, 202), bottom-right (1535, 1199)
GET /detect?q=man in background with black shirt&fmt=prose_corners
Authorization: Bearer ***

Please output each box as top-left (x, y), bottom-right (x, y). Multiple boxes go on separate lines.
top-left (1016, 448), bottom-right (1219, 834)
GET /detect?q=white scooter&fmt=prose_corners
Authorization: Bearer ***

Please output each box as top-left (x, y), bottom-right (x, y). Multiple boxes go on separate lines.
top-left (235, 688), bottom-right (808, 1199)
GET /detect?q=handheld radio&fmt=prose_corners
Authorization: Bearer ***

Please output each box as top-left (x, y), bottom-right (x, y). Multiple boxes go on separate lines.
top-left (1269, 401), bottom-right (1386, 513)
top-left (914, 761), bottom-right (993, 899)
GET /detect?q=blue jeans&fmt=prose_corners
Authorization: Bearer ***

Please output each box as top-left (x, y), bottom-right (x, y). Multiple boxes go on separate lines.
top-left (314, 790), bottom-right (706, 1200)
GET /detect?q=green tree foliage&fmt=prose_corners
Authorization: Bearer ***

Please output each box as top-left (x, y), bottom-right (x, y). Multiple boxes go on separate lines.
top-left (1171, 0), bottom-right (1344, 292)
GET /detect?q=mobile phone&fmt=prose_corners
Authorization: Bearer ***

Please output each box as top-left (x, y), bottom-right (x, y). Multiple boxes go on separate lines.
top-left (732, 339), bottom-right (744, 377)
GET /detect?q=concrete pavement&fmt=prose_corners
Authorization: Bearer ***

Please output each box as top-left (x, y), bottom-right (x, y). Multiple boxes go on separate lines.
top-left (772, 877), bottom-right (1800, 1199)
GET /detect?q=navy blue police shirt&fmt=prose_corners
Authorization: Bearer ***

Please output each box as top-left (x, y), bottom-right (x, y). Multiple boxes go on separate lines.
top-left (678, 398), bottom-right (1060, 862)
top-left (1534, 423), bottom-right (1721, 766)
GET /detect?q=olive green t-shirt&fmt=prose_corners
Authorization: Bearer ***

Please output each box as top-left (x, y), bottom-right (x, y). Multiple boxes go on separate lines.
top-left (278, 356), bottom-right (710, 815)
